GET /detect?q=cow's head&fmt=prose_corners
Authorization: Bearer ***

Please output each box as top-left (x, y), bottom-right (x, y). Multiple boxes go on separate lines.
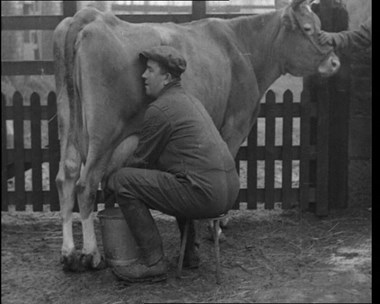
top-left (280, 0), bottom-right (340, 77)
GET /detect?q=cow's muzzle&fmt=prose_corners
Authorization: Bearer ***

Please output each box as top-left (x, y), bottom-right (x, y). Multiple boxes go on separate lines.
top-left (318, 52), bottom-right (340, 77)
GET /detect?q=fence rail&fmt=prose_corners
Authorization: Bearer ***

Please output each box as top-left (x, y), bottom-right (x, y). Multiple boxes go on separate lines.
top-left (2, 88), bottom-right (319, 212)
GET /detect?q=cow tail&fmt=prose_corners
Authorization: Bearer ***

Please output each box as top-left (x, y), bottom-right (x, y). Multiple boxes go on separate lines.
top-left (64, 8), bottom-right (101, 136)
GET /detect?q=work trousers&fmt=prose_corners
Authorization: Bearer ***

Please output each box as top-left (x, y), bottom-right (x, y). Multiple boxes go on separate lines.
top-left (107, 167), bottom-right (239, 219)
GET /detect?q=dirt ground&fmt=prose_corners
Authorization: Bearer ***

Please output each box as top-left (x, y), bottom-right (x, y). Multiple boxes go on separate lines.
top-left (1, 205), bottom-right (371, 304)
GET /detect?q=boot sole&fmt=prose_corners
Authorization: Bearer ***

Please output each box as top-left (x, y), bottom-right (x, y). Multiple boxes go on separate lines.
top-left (112, 268), bottom-right (168, 283)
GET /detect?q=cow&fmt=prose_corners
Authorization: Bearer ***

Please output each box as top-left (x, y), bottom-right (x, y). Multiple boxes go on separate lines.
top-left (53, 0), bottom-right (340, 272)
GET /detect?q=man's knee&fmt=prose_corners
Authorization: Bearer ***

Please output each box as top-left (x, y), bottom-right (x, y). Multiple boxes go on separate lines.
top-left (107, 167), bottom-right (145, 201)
top-left (106, 169), bottom-right (127, 194)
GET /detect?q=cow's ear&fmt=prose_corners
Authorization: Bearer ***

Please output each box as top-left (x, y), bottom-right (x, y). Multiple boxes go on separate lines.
top-left (281, 7), bottom-right (297, 30)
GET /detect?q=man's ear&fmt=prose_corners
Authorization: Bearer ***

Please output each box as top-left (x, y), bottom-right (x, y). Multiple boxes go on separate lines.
top-left (163, 72), bottom-right (172, 85)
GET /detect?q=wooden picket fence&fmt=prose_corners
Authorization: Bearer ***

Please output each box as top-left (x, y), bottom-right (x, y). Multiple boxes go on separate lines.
top-left (2, 92), bottom-right (60, 212)
top-left (2, 84), bottom-right (324, 213)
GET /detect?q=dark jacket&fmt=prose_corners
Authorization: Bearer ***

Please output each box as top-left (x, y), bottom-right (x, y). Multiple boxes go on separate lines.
top-left (128, 81), bottom-right (239, 207)
top-left (333, 18), bottom-right (371, 51)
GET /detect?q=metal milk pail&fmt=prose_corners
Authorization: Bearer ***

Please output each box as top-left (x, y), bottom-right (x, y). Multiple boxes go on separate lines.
top-left (97, 207), bottom-right (139, 267)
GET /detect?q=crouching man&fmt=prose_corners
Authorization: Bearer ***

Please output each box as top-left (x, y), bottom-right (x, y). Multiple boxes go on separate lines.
top-left (107, 45), bottom-right (240, 283)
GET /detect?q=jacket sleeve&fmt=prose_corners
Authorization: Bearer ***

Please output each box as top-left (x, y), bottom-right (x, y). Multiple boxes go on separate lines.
top-left (126, 105), bottom-right (171, 168)
top-left (334, 18), bottom-right (371, 51)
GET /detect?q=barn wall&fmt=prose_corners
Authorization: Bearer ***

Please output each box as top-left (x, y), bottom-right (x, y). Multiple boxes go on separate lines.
top-left (346, 0), bottom-right (372, 208)
top-left (348, 46), bottom-right (372, 208)
top-left (344, 0), bottom-right (371, 30)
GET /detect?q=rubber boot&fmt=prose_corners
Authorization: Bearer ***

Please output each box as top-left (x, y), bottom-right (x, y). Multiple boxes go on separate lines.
top-left (176, 217), bottom-right (200, 269)
top-left (102, 187), bottom-right (116, 206)
top-left (112, 196), bottom-right (167, 282)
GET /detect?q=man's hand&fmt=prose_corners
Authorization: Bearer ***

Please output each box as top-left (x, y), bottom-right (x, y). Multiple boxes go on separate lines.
top-left (319, 31), bottom-right (335, 46)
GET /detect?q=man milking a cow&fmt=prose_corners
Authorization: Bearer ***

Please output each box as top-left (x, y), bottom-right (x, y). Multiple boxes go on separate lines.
top-left (103, 16), bottom-right (372, 283)
top-left (106, 45), bottom-right (240, 283)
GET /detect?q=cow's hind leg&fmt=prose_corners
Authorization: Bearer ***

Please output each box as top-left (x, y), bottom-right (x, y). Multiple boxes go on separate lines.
top-left (76, 180), bottom-right (105, 270)
top-left (75, 152), bottom-right (112, 270)
top-left (56, 143), bottom-right (83, 271)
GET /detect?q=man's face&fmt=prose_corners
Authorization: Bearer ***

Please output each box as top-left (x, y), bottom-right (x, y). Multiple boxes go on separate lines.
top-left (142, 59), bottom-right (169, 98)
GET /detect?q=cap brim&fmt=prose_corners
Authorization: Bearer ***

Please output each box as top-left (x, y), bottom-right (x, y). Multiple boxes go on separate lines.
top-left (139, 51), bottom-right (149, 61)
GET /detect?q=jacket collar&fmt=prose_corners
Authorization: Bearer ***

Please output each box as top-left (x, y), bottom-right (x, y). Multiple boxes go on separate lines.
top-left (157, 79), bottom-right (182, 98)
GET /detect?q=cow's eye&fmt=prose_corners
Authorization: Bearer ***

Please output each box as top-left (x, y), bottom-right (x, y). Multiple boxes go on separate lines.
top-left (303, 23), bottom-right (313, 33)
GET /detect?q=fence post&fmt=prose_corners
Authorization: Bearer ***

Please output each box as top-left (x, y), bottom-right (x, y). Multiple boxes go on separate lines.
top-left (2, 94), bottom-right (8, 211)
top-left (13, 92), bottom-right (26, 211)
top-left (48, 92), bottom-right (60, 211)
top-left (304, 74), bottom-right (329, 216)
top-left (233, 155), bottom-right (241, 210)
top-left (299, 83), bottom-right (312, 212)
top-left (318, 0), bottom-right (350, 211)
top-left (31, 93), bottom-right (43, 211)
top-left (247, 124), bottom-right (257, 209)
top-left (282, 90), bottom-right (293, 209)
top-left (192, 1), bottom-right (206, 20)
top-left (264, 90), bottom-right (276, 209)
top-left (63, 1), bottom-right (77, 18)
top-left (315, 77), bottom-right (330, 216)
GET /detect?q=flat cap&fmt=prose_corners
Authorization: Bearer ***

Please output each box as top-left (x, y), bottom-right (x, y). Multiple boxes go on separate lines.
top-left (139, 45), bottom-right (187, 77)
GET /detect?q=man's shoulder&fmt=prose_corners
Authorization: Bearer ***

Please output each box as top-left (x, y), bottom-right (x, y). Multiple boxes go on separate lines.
top-left (153, 86), bottom-right (206, 116)
top-left (145, 102), bottom-right (169, 121)
top-left (148, 99), bottom-right (170, 113)
top-left (158, 85), bottom-right (187, 100)
top-left (153, 88), bottom-right (188, 108)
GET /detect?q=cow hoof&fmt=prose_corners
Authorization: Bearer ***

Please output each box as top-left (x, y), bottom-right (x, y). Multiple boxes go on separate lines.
top-left (93, 256), bottom-right (107, 270)
top-left (61, 252), bottom-right (87, 272)
top-left (80, 253), bottom-right (107, 270)
top-left (79, 253), bottom-right (93, 269)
